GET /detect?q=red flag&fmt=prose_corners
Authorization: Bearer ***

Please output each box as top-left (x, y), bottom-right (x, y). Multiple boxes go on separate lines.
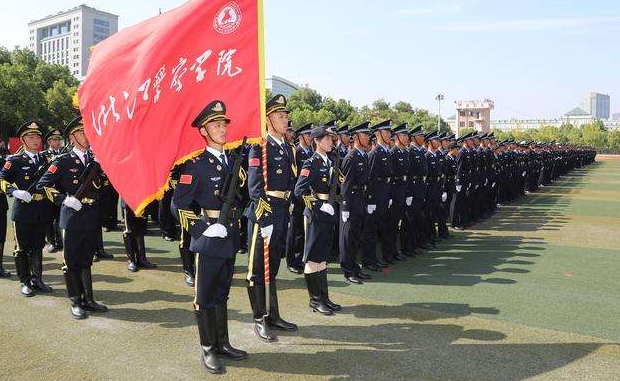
top-left (78, 0), bottom-right (265, 216)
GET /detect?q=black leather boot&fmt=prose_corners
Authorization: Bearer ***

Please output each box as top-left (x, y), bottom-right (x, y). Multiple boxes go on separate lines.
top-left (65, 269), bottom-right (87, 319)
top-left (30, 250), bottom-right (53, 293)
top-left (179, 245), bottom-right (195, 286)
top-left (136, 236), bottom-right (156, 269)
top-left (123, 233), bottom-right (138, 272)
top-left (195, 309), bottom-right (223, 374)
top-left (0, 243), bottom-right (11, 278)
top-left (79, 267), bottom-right (108, 312)
top-left (247, 285), bottom-right (277, 342)
top-left (214, 302), bottom-right (248, 360)
top-left (267, 279), bottom-right (298, 331)
top-left (319, 269), bottom-right (341, 312)
top-left (305, 272), bottom-right (333, 316)
top-left (15, 253), bottom-right (34, 297)
top-left (94, 229), bottom-right (113, 260)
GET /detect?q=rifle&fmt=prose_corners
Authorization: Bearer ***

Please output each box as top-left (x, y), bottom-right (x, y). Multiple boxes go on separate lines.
top-left (75, 161), bottom-right (101, 200)
top-left (328, 150), bottom-right (342, 205)
top-left (217, 136), bottom-right (247, 226)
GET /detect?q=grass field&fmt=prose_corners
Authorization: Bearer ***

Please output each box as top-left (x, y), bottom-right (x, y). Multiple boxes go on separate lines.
top-left (1, 156), bottom-right (619, 381)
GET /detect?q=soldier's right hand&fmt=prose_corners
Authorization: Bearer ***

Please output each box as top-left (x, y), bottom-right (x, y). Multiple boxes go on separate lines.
top-left (367, 204), bottom-right (376, 214)
top-left (319, 203), bottom-right (335, 216)
top-left (12, 190), bottom-right (33, 203)
top-left (341, 211), bottom-right (350, 222)
top-left (203, 223), bottom-right (228, 238)
top-left (260, 225), bottom-right (273, 244)
top-left (63, 196), bottom-right (82, 211)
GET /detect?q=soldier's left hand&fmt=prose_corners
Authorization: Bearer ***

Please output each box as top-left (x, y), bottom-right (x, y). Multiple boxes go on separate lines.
top-left (319, 203), bottom-right (335, 216)
top-left (388, 199), bottom-right (393, 208)
top-left (405, 197), bottom-right (413, 206)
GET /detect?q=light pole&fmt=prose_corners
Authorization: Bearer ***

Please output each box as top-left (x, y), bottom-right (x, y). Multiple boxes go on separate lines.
top-left (435, 93), bottom-right (444, 134)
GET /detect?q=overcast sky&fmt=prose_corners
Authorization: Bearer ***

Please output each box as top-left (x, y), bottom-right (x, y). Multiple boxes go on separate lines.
top-left (2, 0), bottom-right (619, 119)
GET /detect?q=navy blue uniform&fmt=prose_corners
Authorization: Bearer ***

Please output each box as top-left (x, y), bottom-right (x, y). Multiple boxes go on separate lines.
top-left (361, 144), bottom-right (392, 266)
top-left (172, 150), bottom-right (242, 310)
top-left (338, 147), bottom-right (368, 277)
top-left (285, 143), bottom-right (311, 271)
top-left (384, 146), bottom-right (408, 261)
top-left (401, 145), bottom-right (428, 252)
top-left (294, 153), bottom-right (337, 263)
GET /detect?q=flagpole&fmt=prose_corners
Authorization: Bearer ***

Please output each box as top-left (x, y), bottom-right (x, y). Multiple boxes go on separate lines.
top-left (261, 138), bottom-right (271, 317)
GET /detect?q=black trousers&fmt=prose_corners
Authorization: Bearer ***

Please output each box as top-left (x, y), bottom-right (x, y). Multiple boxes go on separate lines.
top-left (285, 205), bottom-right (304, 269)
top-left (13, 221), bottom-right (46, 283)
top-left (246, 206), bottom-right (289, 285)
top-left (63, 228), bottom-right (97, 271)
top-left (195, 254), bottom-right (235, 310)
top-left (339, 211), bottom-right (363, 277)
top-left (384, 199), bottom-right (405, 260)
top-left (400, 201), bottom-right (423, 253)
top-left (361, 209), bottom-right (390, 265)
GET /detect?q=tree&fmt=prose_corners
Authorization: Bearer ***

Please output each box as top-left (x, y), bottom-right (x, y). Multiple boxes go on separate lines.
top-left (288, 87), bottom-right (323, 112)
top-left (43, 80), bottom-right (79, 129)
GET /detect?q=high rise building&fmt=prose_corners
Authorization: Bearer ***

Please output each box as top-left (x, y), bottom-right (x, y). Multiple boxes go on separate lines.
top-left (266, 75), bottom-right (300, 98)
top-left (28, 5), bottom-right (119, 80)
top-left (453, 99), bottom-right (495, 135)
top-left (580, 92), bottom-right (610, 119)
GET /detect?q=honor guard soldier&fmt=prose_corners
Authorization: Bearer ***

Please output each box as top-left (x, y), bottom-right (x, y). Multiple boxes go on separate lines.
top-left (0, 120), bottom-right (55, 296)
top-left (339, 122), bottom-right (372, 284)
top-left (244, 94), bottom-right (298, 342)
top-left (361, 120), bottom-right (393, 272)
top-left (400, 126), bottom-right (429, 254)
top-left (336, 124), bottom-right (350, 158)
top-left (294, 126), bottom-right (342, 315)
top-left (170, 165), bottom-right (197, 286)
top-left (36, 116), bottom-right (108, 318)
top-left (424, 132), bottom-right (444, 243)
top-left (385, 122), bottom-right (410, 262)
top-left (172, 100), bottom-right (248, 374)
top-left (286, 123), bottom-right (313, 274)
top-left (42, 128), bottom-right (64, 253)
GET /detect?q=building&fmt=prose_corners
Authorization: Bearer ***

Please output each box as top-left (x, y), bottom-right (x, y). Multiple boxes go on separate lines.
top-left (580, 92), bottom-right (610, 119)
top-left (453, 99), bottom-right (494, 135)
top-left (28, 5), bottom-right (118, 79)
top-left (266, 75), bottom-right (300, 98)
top-left (612, 113), bottom-right (620, 121)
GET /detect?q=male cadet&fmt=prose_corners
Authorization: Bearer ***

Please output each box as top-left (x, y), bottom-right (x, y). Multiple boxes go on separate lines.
top-left (385, 122), bottom-right (409, 262)
top-left (286, 123), bottom-right (313, 274)
top-left (400, 126), bottom-right (429, 254)
top-left (245, 94), bottom-right (298, 342)
top-left (0, 121), bottom-right (54, 296)
top-left (436, 133), bottom-right (454, 239)
top-left (336, 124), bottom-right (350, 159)
top-left (173, 100), bottom-right (248, 374)
top-left (36, 116), bottom-right (108, 319)
top-left (0, 152), bottom-right (8, 278)
top-left (424, 132), bottom-right (443, 243)
top-left (361, 120), bottom-right (393, 272)
top-left (339, 122), bottom-right (372, 284)
top-left (42, 127), bottom-right (65, 253)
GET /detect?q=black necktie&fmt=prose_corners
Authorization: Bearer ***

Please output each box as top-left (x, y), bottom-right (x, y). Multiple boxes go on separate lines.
top-left (220, 153), bottom-right (230, 171)
top-left (33, 154), bottom-right (39, 167)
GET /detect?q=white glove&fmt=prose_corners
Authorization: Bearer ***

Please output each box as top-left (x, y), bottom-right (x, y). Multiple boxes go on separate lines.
top-left (484, 179), bottom-right (488, 186)
top-left (341, 211), bottom-right (350, 223)
top-left (202, 223), bottom-right (228, 238)
top-left (13, 190), bottom-right (33, 203)
top-left (367, 204), bottom-right (376, 214)
top-left (522, 171), bottom-right (526, 177)
top-left (405, 197), bottom-right (412, 206)
top-left (456, 185), bottom-right (462, 192)
top-left (63, 196), bottom-right (82, 211)
top-left (492, 182), bottom-right (496, 188)
top-left (441, 192), bottom-right (448, 202)
top-left (260, 225), bottom-right (273, 245)
top-left (320, 203), bottom-right (335, 216)
top-left (388, 199), bottom-right (393, 208)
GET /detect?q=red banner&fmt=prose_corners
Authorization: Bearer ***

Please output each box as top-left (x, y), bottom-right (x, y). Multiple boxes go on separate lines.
top-left (78, 0), bottom-right (265, 216)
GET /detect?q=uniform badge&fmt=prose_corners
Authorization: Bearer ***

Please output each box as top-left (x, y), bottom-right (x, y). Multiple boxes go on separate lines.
top-left (322, 177), bottom-right (327, 182)
top-left (276, 169), bottom-right (283, 174)
top-left (75, 160), bottom-right (81, 164)
top-left (48, 165), bottom-right (57, 174)
top-left (279, 150), bottom-right (284, 155)
top-left (72, 179), bottom-right (79, 184)
top-left (28, 160), bottom-right (33, 164)
top-left (249, 158), bottom-right (260, 167)
top-left (179, 174), bottom-right (193, 184)
top-left (24, 176), bottom-right (30, 180)
top-left (209, 158), bottom-right (215, 163)
top-left (214, 190), bottom-right (220, 196)
top-left (2, 162), bottom-right (10, 170)
top-left (300, 168), bottom-right (310, 177)
top-left (216, 165), bottom-right (222, 171)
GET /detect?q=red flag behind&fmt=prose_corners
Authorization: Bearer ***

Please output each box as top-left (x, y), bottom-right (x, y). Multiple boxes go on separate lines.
top-left (78, 0), bottom-right (265, 216)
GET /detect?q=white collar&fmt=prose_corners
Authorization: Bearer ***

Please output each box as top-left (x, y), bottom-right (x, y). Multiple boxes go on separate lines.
top-left (24, 150), bottom-right (37, 161)
top-left (206, 146), bottom-right (226, 163)
top-left (378, 143), bottom-right (389, 151)
top-left (72, 147), bottom-right (86, 160)
top-left (317, 151), bottom-right (329, 165)
top-left (268, 133), bottom-right (285, 147)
